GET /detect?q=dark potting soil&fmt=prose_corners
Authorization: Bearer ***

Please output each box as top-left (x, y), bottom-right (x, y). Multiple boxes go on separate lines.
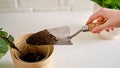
top-left (21, 52), bottom-right (45, 62)
top-left (22, 30), bottom-right (56, 62)
top-left (26, 29), bottom-right (58, 45)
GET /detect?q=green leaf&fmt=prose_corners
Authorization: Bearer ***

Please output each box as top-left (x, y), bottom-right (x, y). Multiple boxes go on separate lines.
top-left (91, 0), bottom-right (104, 5)
top-left (0, 38), bottom-right (9, 58)
top-left (0, 28), bottom-right (15, 59)
top-left (0, 31), bottom-right (8, 37)
top-left (0, 53), bottom-right (5, 59)
top-left (91, 0), bottom-right (120, 10)
top-left (0, 38), bottom-right (9, 53)
top-left (0, 28), bottom-right (2, 31)
top-left (8, 35), bottom-right (14, 42)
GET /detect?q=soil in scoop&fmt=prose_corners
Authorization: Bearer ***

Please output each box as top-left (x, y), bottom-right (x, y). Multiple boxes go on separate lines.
top-left (26, 29), bottom-right (58, 45)
top-left (21, 52), bottom-right (45, 62)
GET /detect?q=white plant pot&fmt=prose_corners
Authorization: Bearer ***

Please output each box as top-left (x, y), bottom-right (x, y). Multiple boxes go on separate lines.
top-left (10, 34), bottom-right (54, 68)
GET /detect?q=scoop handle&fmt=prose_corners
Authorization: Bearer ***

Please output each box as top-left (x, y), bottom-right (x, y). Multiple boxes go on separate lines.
top-left (69, 22), bottom-right (104, 39)
top-left (88, 22), bottom-right (103, 31)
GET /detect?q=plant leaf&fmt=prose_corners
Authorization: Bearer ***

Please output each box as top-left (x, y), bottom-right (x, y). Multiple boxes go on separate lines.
top-left (0, 53), bottom-right (5, 59)
top-left (91, 0), bottom-right (104, 5)
top-left (0, 28), bottom-right (2, 31)
top-left (0, 28), bottom-right (15, 59)
top-left (0, 38), bottom-right (9, 53)
top-left (0, 38), bottom-right (9, 58)
top-left (0, 31), bottom-right (8, 37)
top-left (8, 35), bottom-right (14, 42)
top-left (91, 0), bottom-right (120, 10)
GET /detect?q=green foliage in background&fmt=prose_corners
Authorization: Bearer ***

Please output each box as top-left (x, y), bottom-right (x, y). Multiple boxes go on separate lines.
top-left (0, 28), bottom-right (14, 59)
top-left (91, 0), bottom-right (120, 10)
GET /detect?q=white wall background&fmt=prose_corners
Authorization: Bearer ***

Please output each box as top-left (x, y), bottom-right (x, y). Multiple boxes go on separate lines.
top-left (0, 0), bottom-right (94, 12)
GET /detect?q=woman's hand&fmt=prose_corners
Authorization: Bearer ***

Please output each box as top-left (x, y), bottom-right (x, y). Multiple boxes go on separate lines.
top-left (86, 8), bottom-right (120, 34)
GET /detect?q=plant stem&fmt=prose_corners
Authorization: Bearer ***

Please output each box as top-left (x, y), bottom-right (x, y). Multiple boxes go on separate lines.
top-left (0, 35), bottom-right (23, 54)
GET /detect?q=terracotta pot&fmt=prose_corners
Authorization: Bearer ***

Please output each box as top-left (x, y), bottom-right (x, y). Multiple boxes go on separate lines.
top-left (10, 34), bottom-right (54, 68)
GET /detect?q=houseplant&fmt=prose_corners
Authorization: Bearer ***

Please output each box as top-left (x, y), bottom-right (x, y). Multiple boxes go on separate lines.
top-left (91, 0), bottom-right (120, 10)
top-left (0, 28), bottom-right (15, 59)
top-left (0, 28), bottom-right (54, 68)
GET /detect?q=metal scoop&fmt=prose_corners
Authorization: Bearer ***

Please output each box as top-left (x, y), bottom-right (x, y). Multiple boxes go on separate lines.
top-left (48, 23), bottom-right (102, 45)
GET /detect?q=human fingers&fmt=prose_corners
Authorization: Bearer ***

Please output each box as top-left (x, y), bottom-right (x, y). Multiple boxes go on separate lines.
top-left (91, 21), bottom-right (109, 33)
top-left (97, 17), bottom-right (105, 22)
top-left (105, 28), bottom-right (114, 32)
top-left (86, 15), bottom-right (100, 25)
top-left (111, 28), bottom-right (114, 31)
top-left (86, 11), bottom-right (103, 25)
top-left (105, 28), bottom-right (110, 32)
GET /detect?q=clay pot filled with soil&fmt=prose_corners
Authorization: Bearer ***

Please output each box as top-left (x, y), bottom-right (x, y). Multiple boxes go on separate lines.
top-left (10, 34), bottom-right (54, 68)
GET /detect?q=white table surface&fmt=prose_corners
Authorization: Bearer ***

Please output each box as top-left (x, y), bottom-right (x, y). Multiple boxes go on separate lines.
top-left (0, 11), bottom-right (120, 68)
